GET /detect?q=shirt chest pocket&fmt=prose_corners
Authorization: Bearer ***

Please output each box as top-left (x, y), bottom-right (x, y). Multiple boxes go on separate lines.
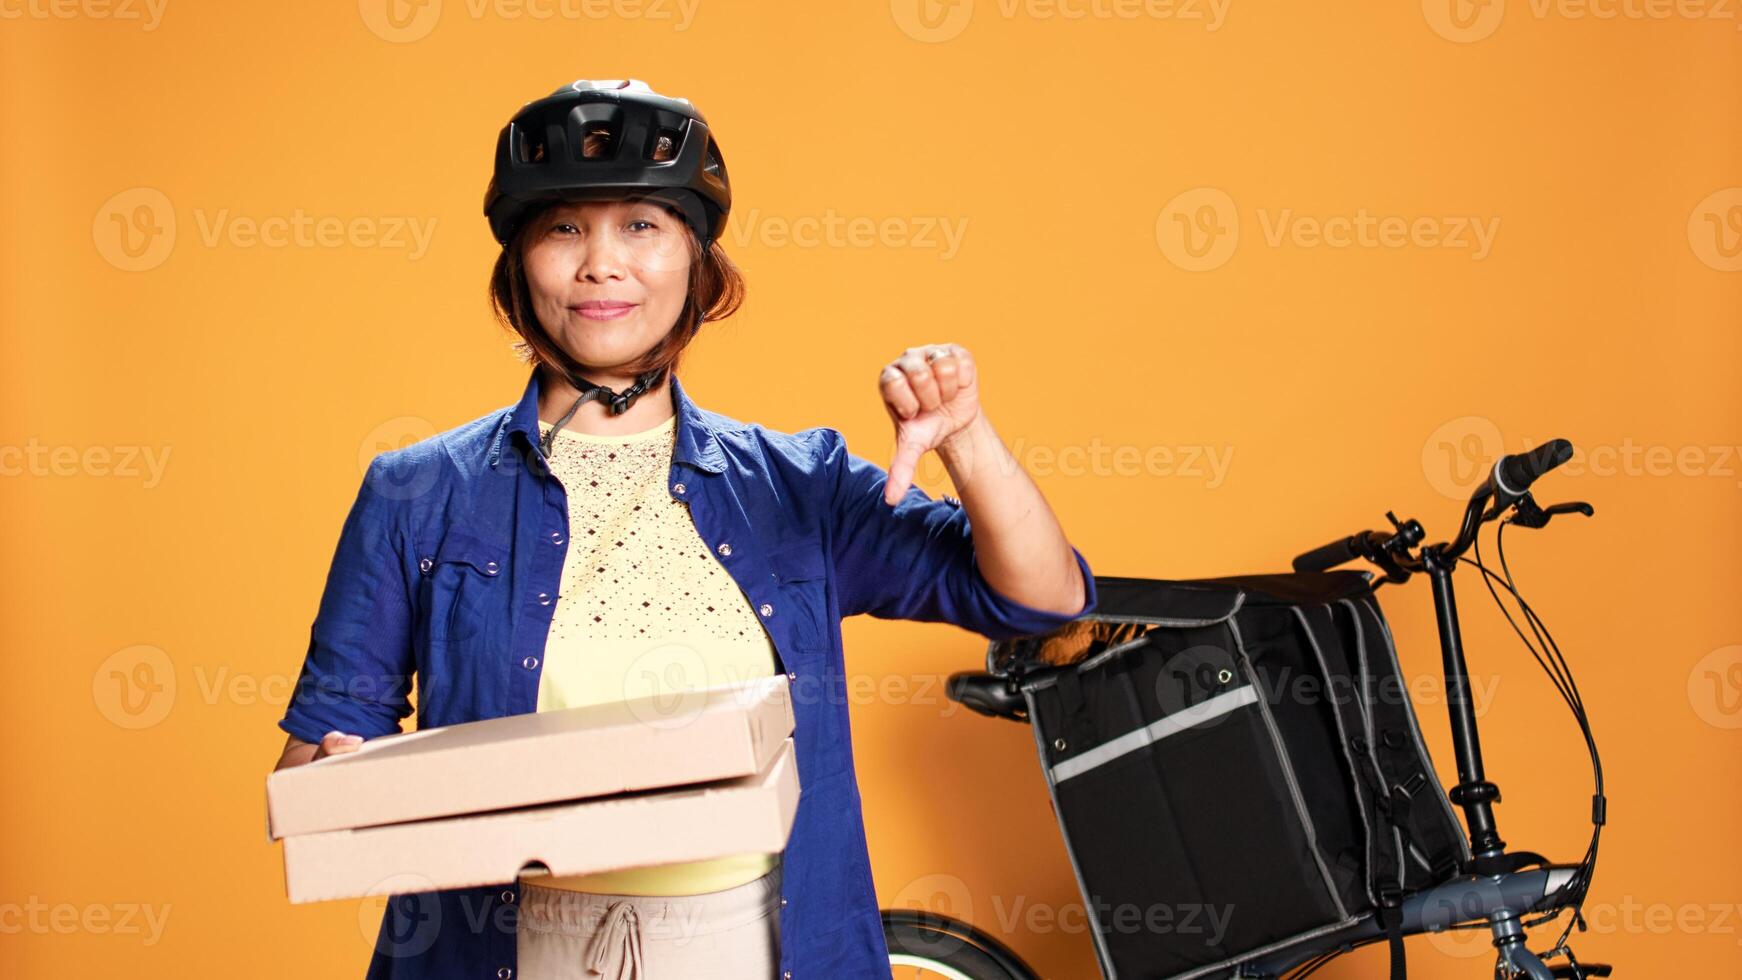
top-left (416, 527), bottom-right (508, 645)
top-left (765, 538), bottom-right (831, 655)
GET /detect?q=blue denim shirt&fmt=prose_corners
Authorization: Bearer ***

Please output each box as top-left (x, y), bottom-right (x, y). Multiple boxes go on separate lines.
top-left (278, 367), bottom-right (1097, 979)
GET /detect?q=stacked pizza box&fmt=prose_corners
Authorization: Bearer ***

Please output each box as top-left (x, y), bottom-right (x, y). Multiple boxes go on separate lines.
top-left (266, 674), bottom-right (798, 904)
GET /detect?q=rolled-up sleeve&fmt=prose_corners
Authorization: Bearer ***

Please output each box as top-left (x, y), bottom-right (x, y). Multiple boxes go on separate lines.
top-left (825, 430), bottom-right (1097, 641)
top-left (278, 454), bottom-right (417, 745)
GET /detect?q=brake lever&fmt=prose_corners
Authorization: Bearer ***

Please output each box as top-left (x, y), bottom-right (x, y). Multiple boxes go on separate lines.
top-left (1508, 494), bottom-right (1595, 530)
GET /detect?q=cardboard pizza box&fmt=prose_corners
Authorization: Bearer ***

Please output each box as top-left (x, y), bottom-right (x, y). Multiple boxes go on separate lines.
top-left (267, 674), bottom-right (793, 840)
top-left (281, 737), bottom-right (799, 904)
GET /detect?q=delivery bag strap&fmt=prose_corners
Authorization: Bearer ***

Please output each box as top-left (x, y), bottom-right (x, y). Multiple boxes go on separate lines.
top-left (1294, 605), bottom-right (1398, 898)
top-left (1376, 883), bottom-right (1407, 980)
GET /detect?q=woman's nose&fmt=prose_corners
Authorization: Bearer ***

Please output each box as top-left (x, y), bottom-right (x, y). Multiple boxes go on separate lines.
top-left (577, 232), bottom-right (630, 281)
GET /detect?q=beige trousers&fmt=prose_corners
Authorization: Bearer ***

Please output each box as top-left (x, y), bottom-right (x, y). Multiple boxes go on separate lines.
top-left (515, 860), bottom-right (782, 980)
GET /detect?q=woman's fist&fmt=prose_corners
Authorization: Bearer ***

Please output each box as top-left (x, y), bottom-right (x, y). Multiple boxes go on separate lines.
top-left (878, 344), bottom-right (981, 505)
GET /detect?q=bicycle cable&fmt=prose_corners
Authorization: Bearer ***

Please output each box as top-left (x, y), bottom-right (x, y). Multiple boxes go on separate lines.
top-left (1461, 517), bottom-right (1606, 953)
top-left (1280, 933), bottom-right (1390, 979)
top-left (1282, 949), bottom-right (1338, 979)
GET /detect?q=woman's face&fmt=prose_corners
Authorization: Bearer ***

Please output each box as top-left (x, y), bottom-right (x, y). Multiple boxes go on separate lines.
top-left (520, 198), bottom-right (693, 374)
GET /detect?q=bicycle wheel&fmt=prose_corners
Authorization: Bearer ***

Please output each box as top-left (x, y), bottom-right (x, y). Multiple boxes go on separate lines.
top-left (882, 910), bottom-right (1039, 980)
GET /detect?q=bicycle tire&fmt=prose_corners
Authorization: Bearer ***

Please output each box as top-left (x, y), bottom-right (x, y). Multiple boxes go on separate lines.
top-left (883, 917), bottom-right (1031, 980)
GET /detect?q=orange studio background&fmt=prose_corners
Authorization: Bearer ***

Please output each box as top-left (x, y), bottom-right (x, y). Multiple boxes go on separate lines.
top-left (2, 1), bottom-right (1738, 976)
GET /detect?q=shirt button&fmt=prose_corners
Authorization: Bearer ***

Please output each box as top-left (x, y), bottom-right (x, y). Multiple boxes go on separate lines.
top-left (780, 896), bottom-right (788, 907)
top-left (484, 560), bottom-right (499, 575)
top-left (498, 969), bottom-right (514, 980)
top-left (783, 972), bottom-right (792, 979)
top-left (537, 592), bottom-right (553, 606)
top-left (522, 656), bottom-right (539, 670)
top-left (549, 531), bottom-right (564, 545)
top-left (500, 890), bottom-right (515, 904)
top-left (759, 603), bottom-right (774, 617)
top-left (717, 542), bottom-right (732, 557)
top-left (674, 482), bottom-right (687, 495)
top-left (418, 557), bottom-right (433, 573)
top-left (786, 671), bottom-right (796, 681)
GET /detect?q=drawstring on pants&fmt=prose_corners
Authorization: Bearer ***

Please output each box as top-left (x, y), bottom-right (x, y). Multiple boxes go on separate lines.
top-left (581, 899), bottom-right (645, 979)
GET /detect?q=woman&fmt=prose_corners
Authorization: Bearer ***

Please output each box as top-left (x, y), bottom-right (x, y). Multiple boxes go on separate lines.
top-left (272, 78), bottom-right (1097, 979)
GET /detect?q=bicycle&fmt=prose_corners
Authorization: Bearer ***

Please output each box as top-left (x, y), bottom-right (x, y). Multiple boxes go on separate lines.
top-left (880, 439), bottom-right (1611, 979)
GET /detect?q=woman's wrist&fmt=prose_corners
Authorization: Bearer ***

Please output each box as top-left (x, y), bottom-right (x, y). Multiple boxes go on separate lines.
top-left (936, 409), bottom-right (996, 484)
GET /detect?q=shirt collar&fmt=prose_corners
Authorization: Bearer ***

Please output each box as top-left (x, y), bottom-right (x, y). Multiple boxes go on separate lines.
top-left (493, 366), bottom-right (726, 474)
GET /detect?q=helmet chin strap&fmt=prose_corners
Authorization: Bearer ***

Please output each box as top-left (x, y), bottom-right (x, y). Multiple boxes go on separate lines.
top-left (539, 366), bottom-right (667, 459)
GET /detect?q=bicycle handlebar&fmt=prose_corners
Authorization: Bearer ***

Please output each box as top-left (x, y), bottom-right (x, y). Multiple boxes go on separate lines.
top-left (1292, 437), bottom-right (1576, 574)
top-left (1292, 536), bottom-right (1360, 573)
top-left (1496, 438), bottom-right (1574, 500)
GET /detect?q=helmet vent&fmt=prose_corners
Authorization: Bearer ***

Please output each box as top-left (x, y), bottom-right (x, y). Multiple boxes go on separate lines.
top-left (580, 123), bottom-right (616, 160)
top-left (516, 125), bottom-right (548, 165)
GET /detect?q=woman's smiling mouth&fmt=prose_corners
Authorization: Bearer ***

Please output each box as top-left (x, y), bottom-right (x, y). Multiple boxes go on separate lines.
top-left (572, 300), bottom-right (638, 321)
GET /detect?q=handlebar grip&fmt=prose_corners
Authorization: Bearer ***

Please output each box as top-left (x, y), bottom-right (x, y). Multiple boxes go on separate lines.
top-left (1497, 438), bottom-right (1573, 496)
top-left (1293, 535), bottom-right (1359, 573)
top-left (946, 671), bottom-right (1028, 722)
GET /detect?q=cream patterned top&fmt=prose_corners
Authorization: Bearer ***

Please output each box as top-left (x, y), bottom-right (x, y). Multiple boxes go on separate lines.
top-left (520, 413), bottom-right (780, 896)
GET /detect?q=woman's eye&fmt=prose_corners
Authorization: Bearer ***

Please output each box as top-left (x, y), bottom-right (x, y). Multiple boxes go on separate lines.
top-left (628, 219), bottom-right (656, 232)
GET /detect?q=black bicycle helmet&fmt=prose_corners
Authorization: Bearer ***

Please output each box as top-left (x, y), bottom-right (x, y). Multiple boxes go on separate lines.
top-left (483, 78), bottom-right (731, 247)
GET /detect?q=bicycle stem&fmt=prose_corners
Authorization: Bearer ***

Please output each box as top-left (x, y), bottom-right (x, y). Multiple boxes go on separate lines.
top-left (1424, 544), bottom-right (1507, 861)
